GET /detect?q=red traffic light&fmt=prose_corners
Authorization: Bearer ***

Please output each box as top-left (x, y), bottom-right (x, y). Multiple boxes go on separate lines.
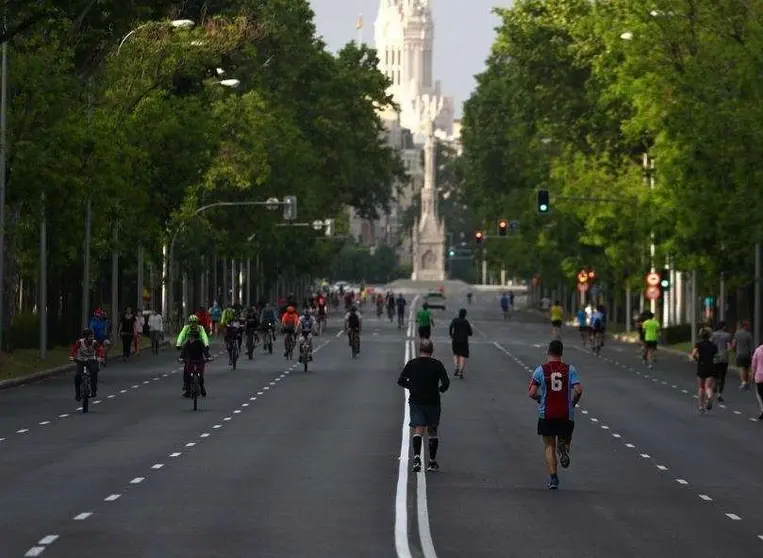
top-left (474, 231), bottom-right (484, 243)
top-left (588, 271), bottom-right (596, 280)
top-left (498, 220), bottom-right (507, 229)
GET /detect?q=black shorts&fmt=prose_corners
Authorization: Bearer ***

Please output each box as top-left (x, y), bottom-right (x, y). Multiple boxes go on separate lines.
top-left (409, 403), bottom-right (440, 427)
top-left (736, 354), bottom-right (752, 368)
top-left (551, 320), bottom-right (562, 328)
top-left (418, 325), bottom-right (431, 339)
top-left (697, 364), bottom-right (715, 379)
top-left (645, 340), bottom-right (658, 349)
top-left (715, 362), bottom-right (729, 376)
top-left (591, 324), bottom-right (603, 334)
top-left (537, 418), bottom-right (574, 439)
top-left (452, 341), bottom-right (469, 358)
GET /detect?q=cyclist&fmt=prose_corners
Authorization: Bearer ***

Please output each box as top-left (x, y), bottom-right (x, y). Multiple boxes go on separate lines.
top-left (345, 305), bottom-right (363, 353)
top-left (220, 305), bottom-right (236, 328)
top-left (280, 305), bottom-right (300, 357)
top-left (549, 300), bottom-right (564, 339)
top-left (260, 302), bottom-right (278, 345)
top-left (176, 314), bottom-right (210, 350)
top-left (244, 307), bottom-right (259, 357)
top-left (576, 306), bottom-right (588, 345)
top-left (70, 328), bottom-right (104, 401)
top-left (396, 293), bottom-right (407, 329)
top-left (500, 292), bottom-right (511, 320)
top-left (179, 328), bottom-right (211, 397)
top-left (224, 315), bottom-right (244, 364)
top-left (297, 308), bottom-right (316, 361)
top-left (387, 291), bottom-right (396, 322)
top-left (88, 308), bottom-right (111, 365)
top-left (376, 293), bottom-right (384, 318)
top-left (316, 296), bottom-right (328, 334)
top-left (589, 307), bottom-right (604, 354)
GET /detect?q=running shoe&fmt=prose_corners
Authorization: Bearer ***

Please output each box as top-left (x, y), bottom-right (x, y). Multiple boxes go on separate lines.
top-left (558, 443), bottom-right (571, 469)
top-left (705, 399), bottom-right (713, 411)
top-left (717, 395), bottom-right (724, 403)
top-left (547, 476), bottom-right (559, 490)
top-left (412, 456), bottom-right (422, 473)
top-left (427, 460), bottom-right (440, 472)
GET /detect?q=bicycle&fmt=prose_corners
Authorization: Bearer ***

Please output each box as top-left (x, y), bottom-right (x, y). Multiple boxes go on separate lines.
top-left (182, 358), bottom-right (208, 411)
top-left (262, 324), bottom-right (274, 354)
top-left (299, 336), bottom-right (310, 372)
top-left (348, 328), bottom-right (360, 358)
top-left (246, 330), bottom-right (257, 360)
top-left (284, 331), bottom-right (295, 360)
top-left (75, 357), bottom-right (100, 414)
top-left (317, 314), bottom-right (326, 336)
top-left (227, 338), bottom-right (239, 369)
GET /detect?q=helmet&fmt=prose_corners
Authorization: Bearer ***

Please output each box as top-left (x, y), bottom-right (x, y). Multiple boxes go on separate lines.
top-left (82, 328), bottom-right (94, 338)
top-left (287, 306), bottom-right (296, 313)
top-left (350, 305), bottom-right (357, 313)
top-left (188, 314), bottom-right (199, 324)
top-left (303, 308), bottom-right (311, 317)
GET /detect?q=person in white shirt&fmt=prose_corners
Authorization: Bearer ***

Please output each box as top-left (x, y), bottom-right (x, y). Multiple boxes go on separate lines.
top-left (148, 309), bottom-right (164, 355)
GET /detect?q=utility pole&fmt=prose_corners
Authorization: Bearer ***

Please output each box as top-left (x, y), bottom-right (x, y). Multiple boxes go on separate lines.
top-left (755, 244), bottom-right (761, 345)
top-left (0, 25), bottom-right (8, 350)
top-left (39, 193), bottom-right (47, 359)
top-left (690, 270), bottom-right (698, 347)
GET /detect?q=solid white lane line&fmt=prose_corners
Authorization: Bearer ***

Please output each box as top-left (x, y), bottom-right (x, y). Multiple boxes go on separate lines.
top-left (38, 535), bottom-right (59, 545)
top-left (24, 547), bottom-right (45, 556)
top-left (73, 512), bottom-right (92, 520)
top-left (104, 494), bottom-right (121, 502)
top-left (151, 463), bottom-right (164, 469)
top-left (699, 494), bottom-right (713, 501)
top-left (726, 513), bottom-right (742, 521)
top-left (130, 477), bottom-right (144, 484)
top-left (417, 470), bottom-right (438, 558)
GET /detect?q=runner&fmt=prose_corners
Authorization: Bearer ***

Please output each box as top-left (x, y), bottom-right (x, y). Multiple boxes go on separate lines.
top-left (397, 339), bottom-right (450, 472)
top-left (417, 302), bottom-right (434, 340)
top-left (449, 308), bottom-right (473, 379)
top-left (690, 327), bottom-right (718, 414)
top-left (711, 321), bottom-right (732, 402)
top-left (733, 320), bottom-right (754, 391)
top-left (528, 340), bottom-right (583, 490)
top-left (751, 339), bottom-right (763, 420)
top-left (576, 306), bottom-right (588, 346)
top-left (641, 312), bottom-right (660, 369)
top-left (549, 300), bottom-right (563, 339)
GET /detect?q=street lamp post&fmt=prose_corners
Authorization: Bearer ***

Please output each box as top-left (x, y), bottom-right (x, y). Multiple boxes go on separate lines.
top-left (0, 20), bottom-right (8, 350)
top-left (163, 197), bottom-right (291, 331)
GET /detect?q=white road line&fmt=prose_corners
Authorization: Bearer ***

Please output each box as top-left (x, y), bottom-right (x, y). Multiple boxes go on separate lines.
top-left (142, 380), bottom-right (149, 384)
top-left (263, 387), bottom-right (270, 390)
top-left (656, 465), bottom-right (668, 471)
top-left (250, 397), bottom-right (257, 401)
top-left (73, 512), bottom-right (92, 520)
top-left (93, 400), bottom-right (102, 405)
top-left (242, 403), bottom-right (249, 407)
top-left (39, 421), bottom-right (50, 425)
top-left (681, 389), bottom-right (688, 394)
top-left (699, 494), bottom-right (713, 501)
top-left (151, 463), bottom-right (164, 469)
top-left (17, 428), bottom-right (28, 433)
top-left (612, 433), bottom-right (621, 438)
top-left (233, 410), bottom-right (242, 414)
top-left (590, 418), bottom-right (599, 423)
top-left (120, 389), bottom-right (127, 393)
top-left (335, 330), bottom-right (342, 337)
top-left (257, 391), bottom-right (263, 395)
top-left (132, 385), bottom-right (139, 389)
top-left (104, 494), bottom-right (121, 502)
top-left (38, 535), bottom-right (59, 545)
top-left (185, 442), bottom-right (196, 447)
top-left (734, 410), bottom-right (742, 415)
top-left (719, 404), bottom-right (727, 409)
top-left (581, 410), bottom-right (589, 415)
top-left (58, 414), bottom-right (68, 418)
top-left (130, 477), bottom-right (144, 484)
top-left (107, 395), bottom-right (115, 399)
top-left (213, 425), bottom-right (222, 429)
top-left (223, 417), bottom-right (232, 421)
top-left (676, 479), bottom-right (688, 485)
top-left (200, 433), bottom-right (210, 438)
top-left (600, 425), bottom-right (609, 429)
top-left (758, 535), bottom-right (763, 541)
top-left (417, 470), bottom-right (438, 557)
top-left (726, 513), bottom-right (742, 521)
top-left (24, 547), bottom-right (46, 556)
top-left (170, 452), bottom-right (181, 457)
top-left (640, 453), bottom-right (651, 458)
top-left (269, 381), bottom-right (276, 385)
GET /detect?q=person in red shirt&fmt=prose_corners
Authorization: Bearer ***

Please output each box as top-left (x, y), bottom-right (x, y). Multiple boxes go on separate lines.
top-left (195, 307), bottom-right (212, 333)
top-left (528, 340), bottom-right (584, 490)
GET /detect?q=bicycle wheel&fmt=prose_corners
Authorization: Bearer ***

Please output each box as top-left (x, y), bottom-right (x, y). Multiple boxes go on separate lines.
top-left (82, 375), bottom-right (90, 413)
top-left (192, 374), bottom-right (200, 411)
top-left (232, 346), bottom-right (238, 369)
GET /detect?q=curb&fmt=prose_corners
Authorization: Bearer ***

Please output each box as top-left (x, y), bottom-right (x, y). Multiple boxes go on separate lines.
top-left (0, 340), bottom-right (173, 391)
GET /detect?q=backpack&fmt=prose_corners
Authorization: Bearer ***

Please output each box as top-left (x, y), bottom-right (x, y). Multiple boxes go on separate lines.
top-left (347, 312), bottom-right (360, 329)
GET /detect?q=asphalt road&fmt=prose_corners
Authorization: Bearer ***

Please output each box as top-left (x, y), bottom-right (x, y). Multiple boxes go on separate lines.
top-left (1, 296), bottom-right (762, 557)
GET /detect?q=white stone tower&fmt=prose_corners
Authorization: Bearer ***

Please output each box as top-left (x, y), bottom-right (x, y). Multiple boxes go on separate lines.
top-left (374, 0), bottom-right (454, 139)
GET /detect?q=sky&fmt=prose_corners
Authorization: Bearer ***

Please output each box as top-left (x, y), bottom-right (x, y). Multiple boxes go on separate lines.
top-left (307, 0), bottom-right (510, 117)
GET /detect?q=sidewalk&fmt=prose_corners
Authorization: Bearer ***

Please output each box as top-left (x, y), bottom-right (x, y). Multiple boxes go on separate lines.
top-left (609, 332), bottom-right (742, 372)
top-left (0, 338), bottom-right (171, 391)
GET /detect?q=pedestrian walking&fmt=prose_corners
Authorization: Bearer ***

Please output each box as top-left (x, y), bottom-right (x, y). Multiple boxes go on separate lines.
top-left (732, 320), bottom-right (753, 391)
top-left (148, 309), bottom-right (164, 355)
top-left (751, 341), bottom-right (763, 421)
top-left (132, 309), bottom-right (143, 356)
top-left (711, 321), bottom-right (732, 402)
top-left (528, 340), bottom-right (583, 490)
top-left (397, 339), bottom-right (450, 473)
top-left (118, 307), bottom-right (136, 361)
top-left (449, 308), bottom-right (472, 379)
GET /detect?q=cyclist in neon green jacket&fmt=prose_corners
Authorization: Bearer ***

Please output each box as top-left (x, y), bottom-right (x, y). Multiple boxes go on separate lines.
top-left (176, 314), bottom-right (211, 357)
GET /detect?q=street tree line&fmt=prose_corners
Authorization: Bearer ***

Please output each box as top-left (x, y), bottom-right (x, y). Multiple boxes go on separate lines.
top-left (0, 0), bottom-right (405, 351)
top-left (459, 0), bottom-right (763, 326)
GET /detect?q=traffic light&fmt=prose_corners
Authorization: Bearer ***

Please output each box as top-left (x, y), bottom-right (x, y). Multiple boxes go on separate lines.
top-left (474, 230), bottom-right (484, 244)
top-left (497, 219), bottom-right (508, 237)
top-left (448, 248), bottom-right (456, 257)
top-left (660, 275), bottom-right (670, 290)
top-left (537, 190), bottom-right (550, 214)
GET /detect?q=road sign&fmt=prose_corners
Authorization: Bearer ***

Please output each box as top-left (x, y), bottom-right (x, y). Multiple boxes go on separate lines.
top-left (577, 270), bottom-right (588, 283)
top-left (577, 282), bottom-right (589, 293)
top-left (646, 272), bottom-right (660, 287)
top-left (646, 286), bottom-right (661, 300)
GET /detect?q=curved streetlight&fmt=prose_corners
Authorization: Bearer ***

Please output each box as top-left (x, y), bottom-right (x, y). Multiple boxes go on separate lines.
top-left (219, 78), bottom-right (241, 88)
top-left (620, 31), bottom-right (634, 41)
top-left (117, 19), bottom-right (196, 54)
top-left (312, 220), bottom-right (325, 232)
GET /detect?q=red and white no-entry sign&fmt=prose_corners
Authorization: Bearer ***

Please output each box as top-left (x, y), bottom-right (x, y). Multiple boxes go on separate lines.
top-left (646, 272), bottom-right (661, 287)
top-left (646, 285), bottom-right (661, 300)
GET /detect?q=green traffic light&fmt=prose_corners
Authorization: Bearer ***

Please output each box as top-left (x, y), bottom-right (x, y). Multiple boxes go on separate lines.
top-left (448, 250), bottom-right (455, 257)
top-left (539, 204), bottom-right (548, 212)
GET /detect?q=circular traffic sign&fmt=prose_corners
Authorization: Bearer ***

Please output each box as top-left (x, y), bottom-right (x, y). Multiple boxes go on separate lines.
top-left (646, 285), bottom-right (661, 300)
top-left (646, 272), bottom-right (660, 287)
top-left (577, 282), bottom-right (590, 293)
top-left (577, 271), bottom-right (588, 283)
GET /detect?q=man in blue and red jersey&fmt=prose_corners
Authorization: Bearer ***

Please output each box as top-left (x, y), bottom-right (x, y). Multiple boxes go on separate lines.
top-left (529, 340), bottom-right (584, 490)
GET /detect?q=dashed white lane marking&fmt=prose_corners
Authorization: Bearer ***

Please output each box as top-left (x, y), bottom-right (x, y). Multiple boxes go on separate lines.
top-left (726, 513), bottom-right (742, 521)
top-left (590, 418), bottom-right (599, 423)
top-left (581, 410), bottom-right (589, 415)
top-left (601, 425), bottom-right (609, 430)
top-left (223, 417), bottom-right (232, 421)
top-left (734, 410), bottom-right (742, 415)
top-left (612, 433), bottom-right (621, 438)
top-left (58, 414), bottom-right (68, 418)
top-left (131, 385), bottom-right (139, 389)
top-left (151, 463), bottom-right (164, 470)
top-left (233, 410), bottom-right (242, 414)
top-left (699, 494), bottom-right (713, 501)
top-left (24, 547), bottom-right (46, 557)
top-left (142, 380), bottom-right (149, 384)
top-left (73, 512), bottom-right (92, 520)
top-left (242, 403), bottom-right (249, 407)
top-left (200, 433), bottom-right (210, 438)
top-left (269, 381), bottom-right (276, 385)
top-left (38, 421), bottom-right (50, 426)
top-left (93, 400), bottom-right (102, 405)
top-left (213, 425), bottom-right (222, 429)
top-left (263, 386), bottom-right (270, 391)
top-left (129, 477), bottom-right (145, 484)
top-left (676, 479), bottom-right (688, 485)
top-left (250, 397), bottom-right (257, 401)
top-left (17, 428), bottom-right (28, 433)
top-left (758, 535), bottom-right (763, 541)
top-left (656, 465), bottom-right (668, 471)
top-left (640, 453), bottom-right (651, 458)
top-left (719, 404), bottom-right (727, 409)
top-left (256, 391), bottom-right (263, 395)
top-left (185, 442), bottom-right (196, 447)
top-left (38, 535), bottom-right (59, 545)
top-left (119, 389), bottom-right (127, 394)
top-left (104, 494), bottom-right (121, 502)
top-left (170, 452), bottom-right (181, 457)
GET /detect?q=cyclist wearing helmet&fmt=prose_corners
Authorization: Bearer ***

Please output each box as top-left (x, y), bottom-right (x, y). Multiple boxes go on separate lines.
top-left (297, 308), bottom-right (315, 360)
top-left (70, 328), bottom-right (104, 400)
top-left (179, 327), bottom-right (211, 397)
top-left (176, 314), bottom-right (211, 352)
top-left (344, 305), bottom-right (363, 353)
top-left (280, 306), bottom-right (299, 357)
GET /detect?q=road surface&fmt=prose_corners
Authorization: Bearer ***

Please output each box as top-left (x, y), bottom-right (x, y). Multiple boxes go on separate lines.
top-left (1, 296), bottom-right (762, 557)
